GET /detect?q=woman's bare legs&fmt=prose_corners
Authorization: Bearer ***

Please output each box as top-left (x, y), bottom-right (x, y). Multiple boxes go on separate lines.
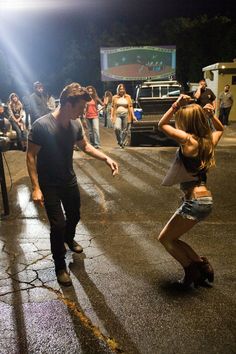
top-left (158, 214), bottom-right (201, 267)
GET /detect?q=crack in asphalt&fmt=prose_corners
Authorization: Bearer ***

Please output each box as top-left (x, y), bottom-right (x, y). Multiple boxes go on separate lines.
top-left (0, 238), bottom-right (124, 353)
top-left (0, 275), bottom-right (124, 353)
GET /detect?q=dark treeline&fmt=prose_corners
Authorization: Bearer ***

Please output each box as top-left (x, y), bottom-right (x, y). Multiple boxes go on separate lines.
top-left (0, 15), bottom-right (236, 100)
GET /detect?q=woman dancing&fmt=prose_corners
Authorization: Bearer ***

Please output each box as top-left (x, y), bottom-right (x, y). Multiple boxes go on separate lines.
top-left (158, 95), bottom-right (224, 288)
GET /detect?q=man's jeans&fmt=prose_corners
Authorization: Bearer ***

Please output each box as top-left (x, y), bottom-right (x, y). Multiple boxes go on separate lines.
top-left (219, 107), bottom-right (231, 126)
top-left (41, 184), bottom-right (81, 272)
top-left (86, 118), bottom-right (100, 147)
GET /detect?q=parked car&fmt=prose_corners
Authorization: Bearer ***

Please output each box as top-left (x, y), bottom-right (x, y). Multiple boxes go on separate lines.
top-left (130, 80), bottom-right (182, 146)
top-left (135, 80), bottom-right (182, 116)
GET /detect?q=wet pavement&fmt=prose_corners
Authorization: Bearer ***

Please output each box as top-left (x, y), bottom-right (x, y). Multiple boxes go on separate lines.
top-left (0, 122), bottom-right (236, 354)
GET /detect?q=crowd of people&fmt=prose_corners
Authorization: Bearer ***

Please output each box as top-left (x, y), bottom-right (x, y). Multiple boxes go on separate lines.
top-left (194, 79), bottom-right (234, 126)
top-left (0, 79), bottom-right (232, 288)
top-left (0, 81), bottom-right (139, 151)
top-left (82, 83), bottom-right (138, 149)
top-left (1, 79), bottom-right (233, 152)
top-left (0, 81), bottom-right (54, 150)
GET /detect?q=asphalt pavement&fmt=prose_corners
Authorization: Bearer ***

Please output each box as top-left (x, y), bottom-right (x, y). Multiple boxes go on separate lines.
top-left (0, 121), bottom-right (235, 354)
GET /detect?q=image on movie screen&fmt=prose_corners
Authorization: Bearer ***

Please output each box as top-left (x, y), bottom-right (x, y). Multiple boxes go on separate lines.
top-left (100, 46), bottom-right (176, 81)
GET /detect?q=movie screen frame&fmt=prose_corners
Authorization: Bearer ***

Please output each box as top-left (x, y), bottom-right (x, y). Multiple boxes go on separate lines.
top-left (100, 46), bottom-right (176, 81)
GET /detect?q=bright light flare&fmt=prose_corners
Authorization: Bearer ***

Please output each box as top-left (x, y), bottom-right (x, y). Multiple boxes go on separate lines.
top-left (0, 0), bottom-right (77, 11)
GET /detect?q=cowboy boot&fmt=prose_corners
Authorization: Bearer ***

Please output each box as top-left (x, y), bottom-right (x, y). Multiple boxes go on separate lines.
top-left (180, 262), bottom-right (202, 289)
top-left (198, 256), bottom-right (214, 283)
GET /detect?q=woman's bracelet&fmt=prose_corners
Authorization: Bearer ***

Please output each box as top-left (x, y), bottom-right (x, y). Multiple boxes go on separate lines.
top-left (171, 102), bottom-right (180, 112)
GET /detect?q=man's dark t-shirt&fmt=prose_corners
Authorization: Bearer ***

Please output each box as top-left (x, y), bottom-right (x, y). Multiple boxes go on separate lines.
top-left (28, 113), bottom-right (84, 187)
top-left (196, 88), bottom-right (216, 107)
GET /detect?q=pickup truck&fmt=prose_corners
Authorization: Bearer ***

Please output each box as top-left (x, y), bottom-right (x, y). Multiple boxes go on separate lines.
top-left (131, 80), bottom-right (182, 146)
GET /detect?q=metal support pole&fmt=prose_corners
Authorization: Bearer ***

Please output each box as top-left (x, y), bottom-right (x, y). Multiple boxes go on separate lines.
top-left (0, 152), bottom-right (10, 216)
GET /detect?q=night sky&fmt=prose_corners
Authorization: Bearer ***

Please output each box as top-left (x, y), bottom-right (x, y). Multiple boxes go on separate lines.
top-left (0, 0), bottom-right (235, 95)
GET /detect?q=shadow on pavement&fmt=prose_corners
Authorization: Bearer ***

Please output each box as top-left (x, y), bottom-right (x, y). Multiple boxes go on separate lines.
top-left (66, 253), bottom-right (141, 354)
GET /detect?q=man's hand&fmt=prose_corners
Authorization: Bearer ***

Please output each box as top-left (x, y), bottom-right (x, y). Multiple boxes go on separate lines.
top-left (105, 157), bottom-right (119, 176)
top-left (32, 188), bottom-right (44, 207)
top-left (77, 137), bottom-right (119, 176)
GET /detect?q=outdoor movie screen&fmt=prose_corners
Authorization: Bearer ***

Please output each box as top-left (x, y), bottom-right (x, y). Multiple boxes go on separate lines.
top-left (100, 46), bottom-right (176, 81)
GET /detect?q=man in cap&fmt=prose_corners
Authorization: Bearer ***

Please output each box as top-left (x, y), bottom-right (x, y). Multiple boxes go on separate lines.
top-left (29, 81), bottom-right (50, 125)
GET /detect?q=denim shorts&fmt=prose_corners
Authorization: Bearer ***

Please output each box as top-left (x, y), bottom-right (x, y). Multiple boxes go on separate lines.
top-left (175, 197), bottom-right (213, 221)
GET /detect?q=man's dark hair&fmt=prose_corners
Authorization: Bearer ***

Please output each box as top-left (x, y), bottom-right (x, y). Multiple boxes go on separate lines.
top-left (33, 81), bottom-right (43, 89)
top-left (60, 83), bottom-right (91, 106)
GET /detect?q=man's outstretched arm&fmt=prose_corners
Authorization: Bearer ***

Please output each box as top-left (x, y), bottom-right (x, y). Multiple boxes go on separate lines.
top-left (77, 137), bottom-right (119, 176)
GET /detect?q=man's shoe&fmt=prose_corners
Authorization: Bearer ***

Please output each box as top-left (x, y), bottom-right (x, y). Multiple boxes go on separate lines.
top-left (66, 240), bottom-right (83, 253)
top-left (56, 269), bottom-right (72, 286)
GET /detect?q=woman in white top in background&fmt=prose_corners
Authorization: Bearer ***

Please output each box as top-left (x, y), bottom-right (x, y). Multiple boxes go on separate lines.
top-left (111, 83), bottom-right (137, 148)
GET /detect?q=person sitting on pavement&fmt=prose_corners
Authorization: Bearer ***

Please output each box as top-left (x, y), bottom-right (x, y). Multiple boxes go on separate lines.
top-left (0, 102), bottom-right (11, 136)
top-left (8, 93), bottom-right (27, 151)
top-left (158, 95), bottom-right (224, 289)
top-left (26, 82), bottom-right (119, 287)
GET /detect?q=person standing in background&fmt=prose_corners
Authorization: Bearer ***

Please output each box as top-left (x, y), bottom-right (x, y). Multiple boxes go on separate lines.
top-left (194, 79), bottom-right (216, 110)
top-left (103, 90), bottom-right (113, 128)
top-left (29, 81), bottom-right (51, 125)
top-left (219, 84), bottom-right (233, 126)
top-left (85, 86), bottom-right (103, 149)
top-left (111, 83), bottom-right (137, 148)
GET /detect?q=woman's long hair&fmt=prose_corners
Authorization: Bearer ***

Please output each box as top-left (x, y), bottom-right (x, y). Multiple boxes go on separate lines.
top-left (8, 93), bottom-right (23, 111)
top-left (104, 90), bottom-right (112, 104)
top-left (175, 104), bottom-right (215, 171)
top-left (116, 83), bottom-right (126, 95)
top-left (86, 86), bottom-right (99, 102)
